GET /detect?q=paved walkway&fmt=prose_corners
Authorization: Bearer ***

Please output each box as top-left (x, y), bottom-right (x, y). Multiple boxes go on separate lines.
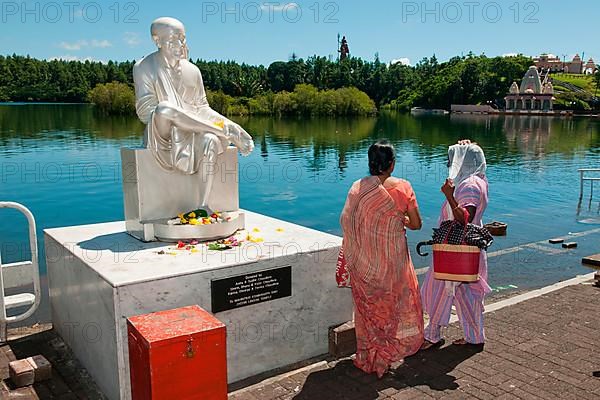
top-left (1, 324), bottom-right (105, 399)
top-left (1, 280), bottom-right (599, 399)
top-left (229, 281), bottom-right (600, 400)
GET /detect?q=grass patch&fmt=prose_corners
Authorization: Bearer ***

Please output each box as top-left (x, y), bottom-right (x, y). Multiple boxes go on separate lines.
top-left (551, 73), bottom-right (598, 95)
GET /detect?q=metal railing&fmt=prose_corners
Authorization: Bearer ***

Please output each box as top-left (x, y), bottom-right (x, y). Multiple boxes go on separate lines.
top-left (579, 169), bottom-right (600, 200)
top-left (0, 202), bottom-right (41, 342)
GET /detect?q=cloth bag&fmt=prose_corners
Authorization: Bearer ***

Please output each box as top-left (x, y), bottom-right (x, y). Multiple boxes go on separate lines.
top-left (432, 216), bottom-right (481, 282)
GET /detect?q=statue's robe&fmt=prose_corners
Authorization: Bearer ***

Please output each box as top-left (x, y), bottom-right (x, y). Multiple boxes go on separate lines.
top-left (133, 52), bottom-right (226, 174)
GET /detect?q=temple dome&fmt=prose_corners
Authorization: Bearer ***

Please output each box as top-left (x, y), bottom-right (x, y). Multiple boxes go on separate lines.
top-left (520, 67), bottom-right (543, 94)
top-left (509, 82), bottom-right (519, 94)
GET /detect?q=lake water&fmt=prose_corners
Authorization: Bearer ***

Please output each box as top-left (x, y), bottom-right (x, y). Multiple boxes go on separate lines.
top-left (1, 104), bottom-right (600, 321)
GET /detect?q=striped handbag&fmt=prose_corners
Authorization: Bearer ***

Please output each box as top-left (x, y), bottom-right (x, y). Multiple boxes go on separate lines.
top-left (432, 216), bottom-right (481, 282)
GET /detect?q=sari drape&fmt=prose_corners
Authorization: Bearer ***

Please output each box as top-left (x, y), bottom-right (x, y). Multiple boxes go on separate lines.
top-left (340, 176), bottom-right (424, 377)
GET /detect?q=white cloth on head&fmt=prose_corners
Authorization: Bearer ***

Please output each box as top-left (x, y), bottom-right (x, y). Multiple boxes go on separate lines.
top-left (448, 143), bottom-right (487, 185)
top-left (444, 143), bottom-right (487, 220)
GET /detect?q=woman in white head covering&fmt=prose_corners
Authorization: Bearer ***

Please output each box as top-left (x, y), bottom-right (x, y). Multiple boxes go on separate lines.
top-left (420, 140), bottom-right (492, 349)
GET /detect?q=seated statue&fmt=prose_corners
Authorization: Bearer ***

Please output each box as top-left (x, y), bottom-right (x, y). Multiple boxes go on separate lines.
top-left (133, 17), bottom-right (254, 212)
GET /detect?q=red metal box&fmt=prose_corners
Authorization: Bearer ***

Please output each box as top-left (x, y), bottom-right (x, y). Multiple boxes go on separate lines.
top-left (127, 305), bottom-right (227, 400)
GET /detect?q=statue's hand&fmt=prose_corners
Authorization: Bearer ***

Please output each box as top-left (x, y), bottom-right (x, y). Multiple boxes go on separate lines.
top-left (224, 121), bottom-right (255, 156)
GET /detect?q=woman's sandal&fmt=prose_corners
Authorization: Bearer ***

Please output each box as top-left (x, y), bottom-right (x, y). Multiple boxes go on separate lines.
top-left (452, 338), bottom-right (485, 347)
top-left (420, 339), bottom-right (445, 351)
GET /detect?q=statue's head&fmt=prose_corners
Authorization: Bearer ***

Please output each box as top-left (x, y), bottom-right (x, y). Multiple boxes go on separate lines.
top-left (151, 17), bottom-right (188, 63)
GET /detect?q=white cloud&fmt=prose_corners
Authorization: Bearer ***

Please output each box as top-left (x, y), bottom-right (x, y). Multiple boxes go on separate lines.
top-left (260, 2), bottom-right (299, 11)
top-left (391, 58), bottom-right (411, 66)
top-left (59, 40), bottom-right (87, 51)
top-left (123, 32), bottom-right (141, 47)
top-left (91, 39), bottom-right (112, 48)
top-left (502, 53), bottom-right (519, 58)
top-left (58, 39), bottom-right (112, 51)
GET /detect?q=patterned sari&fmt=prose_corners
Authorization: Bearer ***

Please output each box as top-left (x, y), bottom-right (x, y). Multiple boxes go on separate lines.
top-left (340, 176), bottom-right (424, 377)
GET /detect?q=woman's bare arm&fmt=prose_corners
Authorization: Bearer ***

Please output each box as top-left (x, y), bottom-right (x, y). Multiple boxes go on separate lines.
top-left (441, 178), bottom-right (476, 224)
top-left (405, 207), bottom-right (423, 230)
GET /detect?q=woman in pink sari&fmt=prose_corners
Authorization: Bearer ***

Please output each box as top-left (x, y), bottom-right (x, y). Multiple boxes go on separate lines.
top-left (420, 141), bottom-right (491, 349)
top-left (340, 140), bottom-right (424, 378)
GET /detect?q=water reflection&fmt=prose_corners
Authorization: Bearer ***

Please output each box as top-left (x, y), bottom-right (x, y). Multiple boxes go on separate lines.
top-left (1, 104), bottom-right (599, 162)
top-left (0, 103), bottom-right (143, 144)
top-left (451, 113), bottom-right (600, 158)
top-left (234, 116), bottom-right (377, 173)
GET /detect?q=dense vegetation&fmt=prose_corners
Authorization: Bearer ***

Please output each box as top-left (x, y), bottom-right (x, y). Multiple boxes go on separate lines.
top-left (207, 84), bottom-right (376, 116)
top-left (0, 55), bottom-right (133, 103)
top-left (87, 82), bottom-right (135, 114)
top-left (1, 53), bottom-right (597, 115)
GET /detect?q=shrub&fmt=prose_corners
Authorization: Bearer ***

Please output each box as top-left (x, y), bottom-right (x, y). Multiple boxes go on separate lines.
top-left (272, 91), bottom-right (297, 115)
top-left (248, 92), bottom-right (274, 115)
top-left (88, 82), bottom-right (135, 114)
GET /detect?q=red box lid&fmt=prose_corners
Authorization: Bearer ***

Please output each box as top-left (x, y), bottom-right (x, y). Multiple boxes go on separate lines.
top-left (127, 305), bottom-right (225, 347)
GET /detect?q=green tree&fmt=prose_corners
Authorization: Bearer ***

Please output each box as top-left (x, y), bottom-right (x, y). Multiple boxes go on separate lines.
top-left (88, 82), bottom-right (135, 114)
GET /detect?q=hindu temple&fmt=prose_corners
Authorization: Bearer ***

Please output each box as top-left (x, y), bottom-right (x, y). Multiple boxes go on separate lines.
top-left (504, 66), bottom-right (555, 112)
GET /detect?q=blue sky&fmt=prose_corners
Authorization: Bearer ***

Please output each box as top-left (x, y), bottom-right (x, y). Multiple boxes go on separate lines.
top-left (1, 0), bottom-right (598, 65)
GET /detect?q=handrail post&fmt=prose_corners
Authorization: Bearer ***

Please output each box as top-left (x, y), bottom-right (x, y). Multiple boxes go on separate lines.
top-left (0, 252), bottom-right (6, 342)
top-left (579, 169), bottom-right (584, 202)
top-left (0, 202), bottom-right (41, 341)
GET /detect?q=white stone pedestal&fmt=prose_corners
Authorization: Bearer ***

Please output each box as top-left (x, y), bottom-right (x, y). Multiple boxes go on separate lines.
top-left (44, 212), bottom-right (352, 400)
top-left (121, 147), bottom-right (242, 242)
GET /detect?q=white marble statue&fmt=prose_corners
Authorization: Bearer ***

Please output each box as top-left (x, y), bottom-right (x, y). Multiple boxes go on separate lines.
top-left (133, 17), bottom-right (254, 211)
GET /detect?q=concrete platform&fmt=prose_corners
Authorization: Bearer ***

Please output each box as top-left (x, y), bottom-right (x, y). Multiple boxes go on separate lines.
top-left (44, 211), bottom-right (352, 400)
top-left (582, 254), bottom-right (600, 269)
